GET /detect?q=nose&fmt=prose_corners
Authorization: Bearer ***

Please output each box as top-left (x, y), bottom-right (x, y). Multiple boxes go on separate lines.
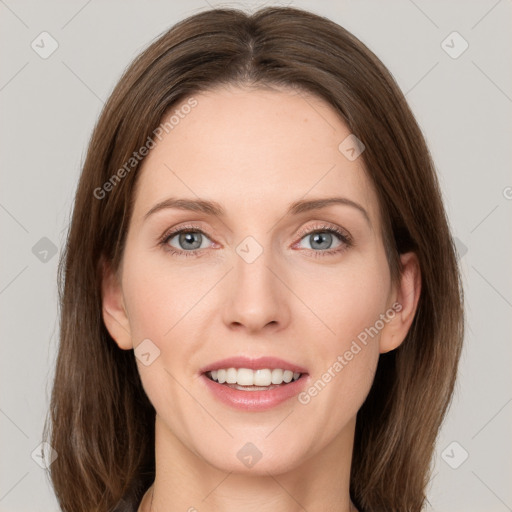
top-left (222, 245), bottom-right (291, 334)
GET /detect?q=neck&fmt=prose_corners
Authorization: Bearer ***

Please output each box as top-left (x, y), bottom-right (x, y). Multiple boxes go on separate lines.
top-left (140, 414), bottom-right (358, 512)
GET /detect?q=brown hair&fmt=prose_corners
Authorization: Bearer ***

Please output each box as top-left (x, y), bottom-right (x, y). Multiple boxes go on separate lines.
top-left (44, 6), bottom-right (464, 512)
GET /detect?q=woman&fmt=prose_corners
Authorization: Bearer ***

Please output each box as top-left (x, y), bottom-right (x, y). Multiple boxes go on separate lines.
top-left (44, 6), bottom-right (464, 512)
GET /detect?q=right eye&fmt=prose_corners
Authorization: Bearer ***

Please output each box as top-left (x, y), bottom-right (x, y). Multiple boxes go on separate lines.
top-left (159, 226), bottom-right (215, 257)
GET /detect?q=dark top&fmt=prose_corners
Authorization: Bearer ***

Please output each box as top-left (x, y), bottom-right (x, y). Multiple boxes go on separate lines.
top-left (111, 479), bottom-right (148, 512)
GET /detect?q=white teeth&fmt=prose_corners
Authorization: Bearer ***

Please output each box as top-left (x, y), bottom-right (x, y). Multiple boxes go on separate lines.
top-left (271, 368), bottom-right (283, 384)
top-left (283, 370), bottom-right (293, 383)
top-left (226, 368), bottom-right (237, 384)
top-left (237, 368), bottom-right (254, 386)
top-left (254, 369), bottom-right (272, 386)
top-left (207, 367), bottom-right (302, 386)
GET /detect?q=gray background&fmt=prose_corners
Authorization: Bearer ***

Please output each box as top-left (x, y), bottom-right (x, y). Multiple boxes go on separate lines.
top-left (1, 0), bottom-right (511, 510)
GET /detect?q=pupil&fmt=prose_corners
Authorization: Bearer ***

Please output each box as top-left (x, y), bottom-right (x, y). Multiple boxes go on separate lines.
top-left (311, 232), bottom-right (332, 250)
top-left (180, 232), bottom-right (201, 250)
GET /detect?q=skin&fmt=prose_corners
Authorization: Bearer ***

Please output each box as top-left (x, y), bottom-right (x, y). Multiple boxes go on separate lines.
top-left (102, 85), bottom-right (421, 512)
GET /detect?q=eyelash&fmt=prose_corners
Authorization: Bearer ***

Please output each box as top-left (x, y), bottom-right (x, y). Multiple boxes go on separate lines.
top-left (158, 223), bottom-right (353, 259)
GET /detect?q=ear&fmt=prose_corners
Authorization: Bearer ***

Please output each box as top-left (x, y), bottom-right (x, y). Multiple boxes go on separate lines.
top-left (379, 251), bottom-right (421, 354)
top-left (100, 257), bottom-right (133, 350)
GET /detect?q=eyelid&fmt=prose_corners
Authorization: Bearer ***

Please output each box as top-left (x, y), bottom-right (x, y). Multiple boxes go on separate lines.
top-left (159, 223), bottom-right (215, 247)
top-left (293, 222), bottom-right (352, 246)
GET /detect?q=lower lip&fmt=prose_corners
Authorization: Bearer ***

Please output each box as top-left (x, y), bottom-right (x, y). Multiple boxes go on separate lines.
top-left (200, 373), bottom-right (309, 411)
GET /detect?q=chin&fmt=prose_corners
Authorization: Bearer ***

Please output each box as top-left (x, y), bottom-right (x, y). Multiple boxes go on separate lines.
top-left (194, 437), bottom-right (309, 476)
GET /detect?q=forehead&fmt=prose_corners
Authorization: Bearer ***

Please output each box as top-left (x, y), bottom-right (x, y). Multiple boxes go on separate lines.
top-left (131, 85), bottom-right (380, 229)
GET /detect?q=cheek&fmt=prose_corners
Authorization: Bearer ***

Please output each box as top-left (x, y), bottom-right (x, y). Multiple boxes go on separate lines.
top-left (298, 246), bottom-right (391, 352)
top-left (120, 251), bottom-right (206, 434)
top-left (120, 249), bottom-right (213, 396)
top-left (294, 251), bottom-right (390, 427)
top-left (121, 249), bottom-right (206, 342)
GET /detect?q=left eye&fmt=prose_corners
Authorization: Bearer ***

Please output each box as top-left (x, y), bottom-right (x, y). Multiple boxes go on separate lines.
top-left (297, 230), bottom-right (344, 251)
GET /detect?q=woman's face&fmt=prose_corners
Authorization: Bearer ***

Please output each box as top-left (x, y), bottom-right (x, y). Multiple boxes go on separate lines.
top-left (103, 85), bottom-right (415, 475)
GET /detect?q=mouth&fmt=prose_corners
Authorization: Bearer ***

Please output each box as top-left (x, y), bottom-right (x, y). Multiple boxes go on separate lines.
top-left (205, 367), bottom-right (304, 391)
top-left (199, 357), bottom-right (309, 410)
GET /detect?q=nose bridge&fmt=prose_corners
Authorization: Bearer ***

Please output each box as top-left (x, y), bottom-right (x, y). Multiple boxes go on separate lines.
top-left (222, 234), bottom-right (289, 332)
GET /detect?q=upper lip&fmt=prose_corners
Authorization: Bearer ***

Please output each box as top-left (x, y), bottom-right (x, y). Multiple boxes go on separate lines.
top-left (200, 356), bottom-right (308, 374)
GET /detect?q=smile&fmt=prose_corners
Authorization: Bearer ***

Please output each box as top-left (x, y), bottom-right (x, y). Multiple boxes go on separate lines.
top-left (200, 357), bottom-right (309, 410)
top-left (206, 368), bottom-right (302, 388)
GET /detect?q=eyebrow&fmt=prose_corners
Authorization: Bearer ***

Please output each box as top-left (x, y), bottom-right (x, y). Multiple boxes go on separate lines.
top-left (144, 196), bottom-right (371, 227)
